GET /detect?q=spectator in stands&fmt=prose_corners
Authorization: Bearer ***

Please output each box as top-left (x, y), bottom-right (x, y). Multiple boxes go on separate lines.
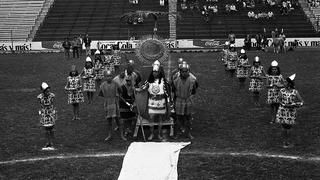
top-left (255, 32), bottom-right (263, 50)
top-left (280, 1), bottom-right (289, 15)
top-left (248, 11), bottom-right (255, 18)
top-left (225, 4), bottom-right (231, 13)
top-left (266, 0), bottom-right (276, 7)
top-left (244, 34), bottom-right (252, 50)
top-left (201, 6), bottom-right (210, 23)
top-left (228, 31), bottom-right (236, 45)
top-left (160, 0), bottom-right (165, 6)
top-left (78, 34), bottom-right (84, 56)
top-left (262, 28), bottom-right (269, 49)
top-left (83, 34), bottom-right (92, 56)
top-left (230, 4), bottom-right (237, 13)
top-left (72, 36), bottom-right (80, 59)
top-left (62, 38), bottom-right (71, 59)
top-left (267, 11), bottom-right (274, 19)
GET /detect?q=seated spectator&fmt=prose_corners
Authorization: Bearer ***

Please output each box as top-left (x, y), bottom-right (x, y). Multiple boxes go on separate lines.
top-left (280, 1), bottom-right (289, 15)
top-left (244, 34), bottom-right (252, 50)
top-left (212, 5), bottom-right (218, 13)
top-left (246, 0), bottom-right (255, 8)
top-left (267, 0), bottom-right (276, 7)
top-left (257, 12), bottom-right (268, 19)
top-left (230, 4), bottom-right (237, 11)
top-left (268, 11), bottom-right (274, 19)
top-left (160, 0), bottom-right (164, 6)
top-left (181, 2), bottom-right (187, 10)
top-left (225, 4), bottom-right (231, 13)
top-left (248, 11), bottom-right (255, 18)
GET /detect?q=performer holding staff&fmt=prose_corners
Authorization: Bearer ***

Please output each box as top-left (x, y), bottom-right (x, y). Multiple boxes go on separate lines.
top-left (275, 74), bottom-right (303, 148)
top-left (65, 65), bottom-right (84, 120)
top-left (81, 57), bottom-right (96, 104)
top-left (38, 82), bottom-right (57, 150)
top-left (266, 60), bottom-right (285, 123)
top-left (249, 56), bottom-right (266, 106)
top-left (138, 61), bottom-right (170, 140)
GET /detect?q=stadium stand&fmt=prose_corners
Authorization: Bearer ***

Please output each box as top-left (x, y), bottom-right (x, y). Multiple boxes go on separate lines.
top-left (0, 0), bottom-right (44, 41)
top-left (33, 0), bottom-right (169, 41)
top-left (177, 0), bottom-right (319, 39)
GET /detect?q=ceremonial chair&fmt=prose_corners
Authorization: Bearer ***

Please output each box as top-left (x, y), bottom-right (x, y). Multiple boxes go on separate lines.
top-left (132, 90), bottom-right (174, 141)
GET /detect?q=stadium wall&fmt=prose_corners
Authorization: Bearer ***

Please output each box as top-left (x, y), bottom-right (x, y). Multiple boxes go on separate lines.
top-left (1, 38), bottom-right (320, 53)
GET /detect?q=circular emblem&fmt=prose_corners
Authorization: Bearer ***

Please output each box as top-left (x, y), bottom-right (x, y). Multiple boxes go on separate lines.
top-left (135, 37), bottom-right (169, 64)
top-left (151, 84), bottom-right (160, 94)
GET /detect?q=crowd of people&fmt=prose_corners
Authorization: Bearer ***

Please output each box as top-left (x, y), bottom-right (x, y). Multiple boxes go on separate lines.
top-left (62, 34), bottom-right (92, 59)
top-left (221, 39), bottom-right (303, 148)
top-left (37, 45), bottom-right (199, 150)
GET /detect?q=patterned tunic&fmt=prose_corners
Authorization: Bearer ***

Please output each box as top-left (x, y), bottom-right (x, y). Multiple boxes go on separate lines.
top-left (37, 93), bottom-right (56, 127)
top-left (221, 49), bottom-right (229, 65)
top-left (99, 80), bottom-right (120, 118)
top-left (173, 76), bottom-right (196, 115)
top-left (266, 75), bottom-right (284, 104)
top-left (249, 66), bottom-right (264, 92)
top-left (236, 57), bottom-right (250, 78)
top-left (276, 89), bottom-right (301, 125)
top-left (82, 67), bottom-right (96, 92)
top-left (227, 51), bottom-right (238, 70)
top-left (112, 51), bottom-right (121, 66)
top-left (94, 61), bottom-right (104, 80)
top-left (148, 79), bottom-right (167, 114)
top-left (66, 76), bottom-right (85, 104)
top-left (104, 55), bottom-right (115, 72)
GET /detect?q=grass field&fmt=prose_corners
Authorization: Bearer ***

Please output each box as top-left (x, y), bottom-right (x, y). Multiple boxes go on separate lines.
top-left (0, 50), bottom-right (320, 179)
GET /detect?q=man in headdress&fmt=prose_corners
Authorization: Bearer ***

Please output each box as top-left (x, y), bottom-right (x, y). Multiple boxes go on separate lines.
top-left (99, 70), bottom-right (127, 141)
top-left (170, 57), bottom-right (184, 83)
top-left (275, 73), bottom-right (304, 148)
top-left (172, 63), bottom-right (198, 139)
top-left (124, 59), bottom-right (142, 87)
top-left (119, 76), bottom-right (136, 137)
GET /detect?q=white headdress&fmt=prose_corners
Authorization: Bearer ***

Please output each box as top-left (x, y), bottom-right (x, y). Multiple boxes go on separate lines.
top-left (289, 73), bottom-right (296, 81)
top-left (271, 60), bottom-right (278, 67)
top-left (41, 82), bottom-right (49, 91)
top-left (153, 60), bottom-right (160, 66)
top-left (153, 64), bottom-right (160, 71)
top-left (254, 56), bottom-right (260, 62)
top-left (240, 49), bottom-right (245, 54)
top-left (86, 56), bottom-right (92, 62)
top-left (94, 50), bottom-right (100, 55)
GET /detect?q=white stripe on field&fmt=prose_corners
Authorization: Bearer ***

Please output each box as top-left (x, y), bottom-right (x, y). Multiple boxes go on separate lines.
top-left (1, 151), bottom-right (319, 165)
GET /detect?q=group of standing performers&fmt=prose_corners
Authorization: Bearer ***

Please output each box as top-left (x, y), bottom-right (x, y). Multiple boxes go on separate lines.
top-left (37, 46), bottom-right (199, 150)
top-left (221, 41), bottom-right (304, 148)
